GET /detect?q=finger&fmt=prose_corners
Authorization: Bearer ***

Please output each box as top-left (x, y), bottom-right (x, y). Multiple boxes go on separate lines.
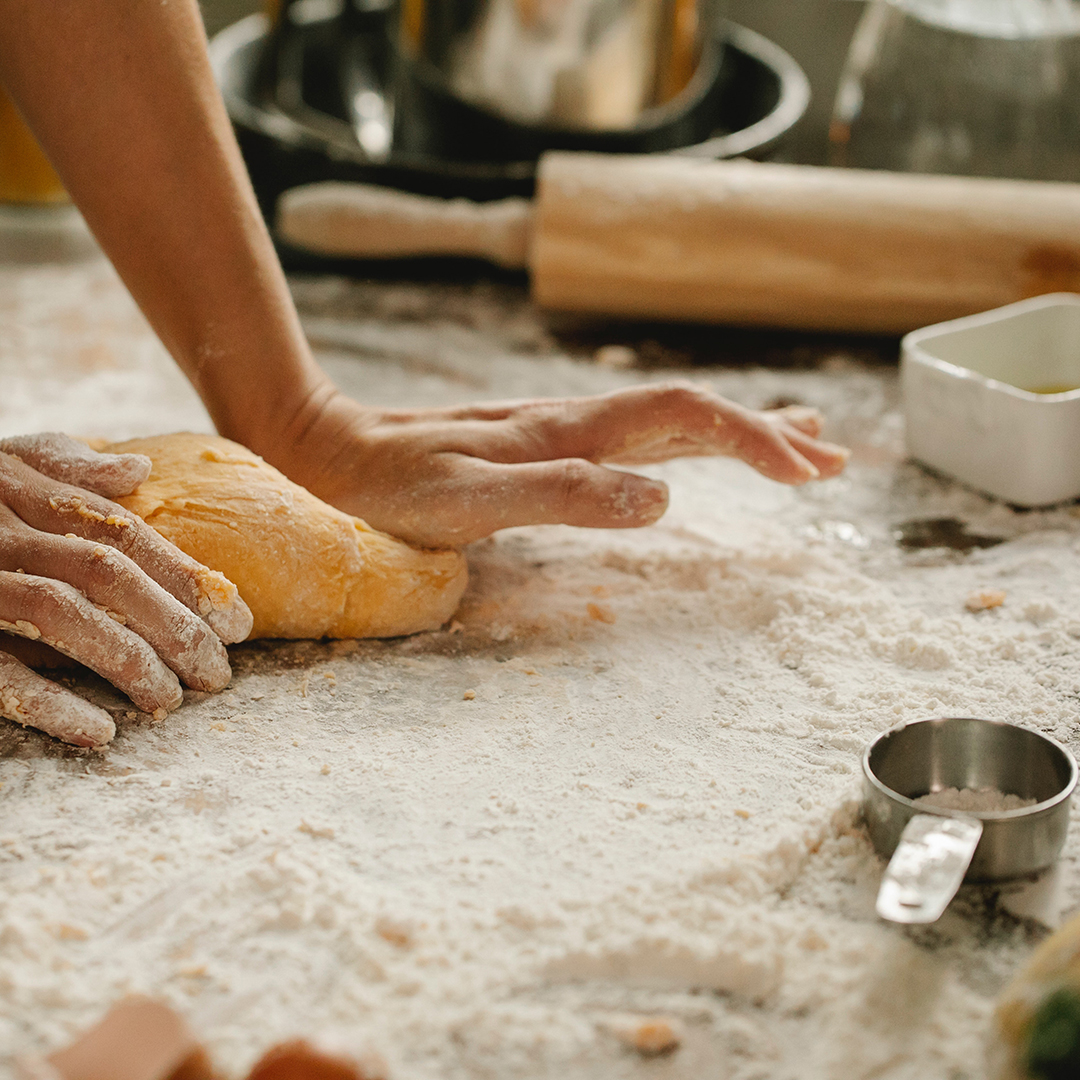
top-left (579, 384), bottom-right (820, 475)
top-left (536, 383), bottom-right (824, 482)
top-left (378, 386), bottom-right (731, 462)
top-left (0, 571), bottom-right (182, 717)
top-left (768, 405), bottom-right (823, 439)
top-left (445, 456), bottom-right (669, 540)
top-left (0, 454), bottom-right (253, 643)
top-left (438, 384), bottom-right (824, 481)
top-left (0, 433), bottom-right (151, 498)
top-left (771, 422), bottom-right (850, 479)
top-left (710, 418), bottom-right (822, 484)
top-left (0, 513), bottom-right (231, 692)
top-left (0, 651), bottom-right (114, 747)
top-left (588, 386), bottom-right (839, 483)
top-left (542, 383), bottom-right (751, 462)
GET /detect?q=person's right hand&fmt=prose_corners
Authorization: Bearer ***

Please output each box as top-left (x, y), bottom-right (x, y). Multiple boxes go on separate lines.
top-left (0, 433), bottom-right (253, 748)
top-left (257, 382), bottom-right (851, 548)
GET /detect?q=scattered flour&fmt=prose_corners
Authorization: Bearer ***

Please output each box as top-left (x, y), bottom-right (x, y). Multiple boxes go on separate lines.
top-left (0, 250), bottom-right (1077, 1080)
top-left (914, 787), bottom-right (1038, 813)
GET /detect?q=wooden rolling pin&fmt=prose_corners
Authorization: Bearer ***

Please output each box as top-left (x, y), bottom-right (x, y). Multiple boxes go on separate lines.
top-left (277, 152), bottom-right (1080, 334)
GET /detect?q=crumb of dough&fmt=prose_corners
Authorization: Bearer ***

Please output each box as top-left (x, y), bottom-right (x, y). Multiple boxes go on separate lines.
top-left (375, 917), bottom-right (414, 948)
top-left (298, 821), bottom-right (335, 839)
top-left (52, 924), bottom-right (88, 941)
top-left (587, 602), bottom-right (616, 624)
top-left (611, 1017), bottom-right (683, 1056)
top-left (105, 433), bottom-right (468, 641)
top-left (0, 619), bottom-right (43, 641)
top-left (966, 589), bottom-right (1006, 612)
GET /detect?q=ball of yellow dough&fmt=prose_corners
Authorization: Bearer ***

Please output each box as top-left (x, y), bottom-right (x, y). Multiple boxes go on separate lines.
top-left (107, 433), bottom-right (468, 641)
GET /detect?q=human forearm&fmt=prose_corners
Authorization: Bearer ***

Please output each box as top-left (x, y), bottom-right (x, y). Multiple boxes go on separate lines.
top-left (0, 0), bottom-right (325, 449)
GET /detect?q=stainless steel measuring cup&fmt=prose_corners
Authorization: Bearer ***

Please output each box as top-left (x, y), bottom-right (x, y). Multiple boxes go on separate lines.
top-left (862, 717), bottom-right (1077, 924)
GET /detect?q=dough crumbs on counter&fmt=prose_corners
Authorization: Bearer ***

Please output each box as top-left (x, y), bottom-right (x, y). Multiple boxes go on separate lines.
top-left (298, 821), bottom-right (335, 839)
top-left (967, 588), bottom-right (1007, 612)
top-left (610, 1017), bottom-right (683, 1056)
top-left (462, 689), bottom-right (476, 700)
top-left (52, 924), bottom-right (88, 941)
top-left (586, 602), bottom-right (616, 624)
top-left (374, 917), bottom-right (414, 949)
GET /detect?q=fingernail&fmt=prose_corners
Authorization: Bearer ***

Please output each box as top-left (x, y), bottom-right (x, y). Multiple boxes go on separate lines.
top-left (633, 479), bottom-right (668, 523)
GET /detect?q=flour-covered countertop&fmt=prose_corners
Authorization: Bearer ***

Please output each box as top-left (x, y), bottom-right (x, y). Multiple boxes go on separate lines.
top-left (2, 208), bottom-right (1078, 1080)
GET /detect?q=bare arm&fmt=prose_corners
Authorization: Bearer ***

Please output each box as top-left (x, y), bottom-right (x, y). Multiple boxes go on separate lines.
top-left (0, 0), bottom-right (848, 548)
top-left (0, 0), bottom-right (324, 444)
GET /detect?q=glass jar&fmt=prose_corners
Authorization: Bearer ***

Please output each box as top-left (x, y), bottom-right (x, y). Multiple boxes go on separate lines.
top-left (829, 0), bottom-right (1080, 180)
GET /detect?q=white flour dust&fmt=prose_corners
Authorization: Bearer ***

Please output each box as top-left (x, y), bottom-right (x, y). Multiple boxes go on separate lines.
top-left (914, 788), bottom-right (1038, 813)
top-left (1, 252), bottom-right (1080, 1079)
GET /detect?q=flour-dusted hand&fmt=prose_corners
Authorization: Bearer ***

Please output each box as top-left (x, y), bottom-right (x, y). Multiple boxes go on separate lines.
top-left (0, 434), bottom-right (253, 747)
top-left (259, 382), bottom-right (850, 548)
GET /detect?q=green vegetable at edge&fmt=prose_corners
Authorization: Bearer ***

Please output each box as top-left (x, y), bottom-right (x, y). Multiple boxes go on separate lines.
top-left (1025, 987), bottom-right (1080, 1079)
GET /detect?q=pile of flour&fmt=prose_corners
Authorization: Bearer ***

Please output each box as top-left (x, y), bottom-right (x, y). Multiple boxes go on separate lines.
top-left (2, 246), bottom-right (1079, 1080)
top-left (915, 788), bottom-right (1038, 813)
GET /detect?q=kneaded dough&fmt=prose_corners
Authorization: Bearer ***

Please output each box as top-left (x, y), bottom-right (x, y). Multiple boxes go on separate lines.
top-left (105, 433), bottom-right (468, 641)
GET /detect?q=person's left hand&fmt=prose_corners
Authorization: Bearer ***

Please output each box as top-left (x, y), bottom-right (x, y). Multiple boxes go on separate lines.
top-left (258, 380), bottom-right (850, 548)
top-left (0, 433), bottom-right (253, 747)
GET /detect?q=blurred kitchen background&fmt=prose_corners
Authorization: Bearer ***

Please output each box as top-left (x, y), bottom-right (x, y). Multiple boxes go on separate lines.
top-left (198, 0), bottom-right (868, 166)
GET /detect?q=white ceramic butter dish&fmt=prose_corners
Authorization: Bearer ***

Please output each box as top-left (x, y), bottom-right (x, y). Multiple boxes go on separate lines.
top-left (901, 293), bottom-right (1080, 507)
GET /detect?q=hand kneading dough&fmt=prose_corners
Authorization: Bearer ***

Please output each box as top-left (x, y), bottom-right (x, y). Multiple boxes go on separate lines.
top-left (104, 433), bottom-right (468, 641)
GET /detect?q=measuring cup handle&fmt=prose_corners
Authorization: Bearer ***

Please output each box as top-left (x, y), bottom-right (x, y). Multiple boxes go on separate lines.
top-left (876, 813), bottom-right (983, 924)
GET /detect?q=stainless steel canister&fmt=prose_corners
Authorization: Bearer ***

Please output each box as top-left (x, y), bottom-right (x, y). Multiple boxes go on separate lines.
top-left (396, 0), bottom-right (728, 130)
